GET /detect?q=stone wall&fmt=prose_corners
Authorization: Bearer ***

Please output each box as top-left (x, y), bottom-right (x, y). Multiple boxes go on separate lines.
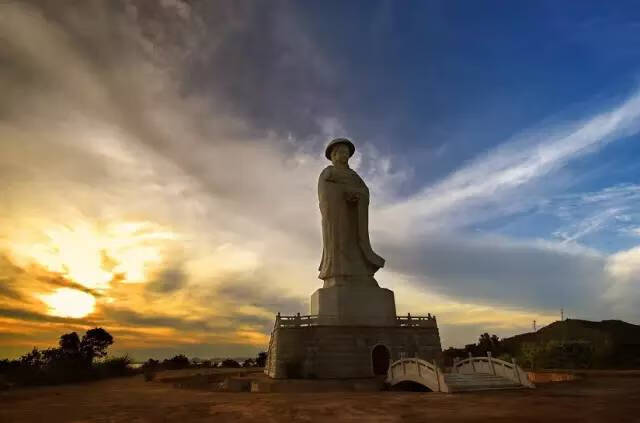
top-left (266, 325), bottom-right (442, 379)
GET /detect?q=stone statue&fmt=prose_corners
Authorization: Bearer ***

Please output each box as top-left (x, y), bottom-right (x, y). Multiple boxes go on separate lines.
top-left (318, 138), bottom-right (385, 288)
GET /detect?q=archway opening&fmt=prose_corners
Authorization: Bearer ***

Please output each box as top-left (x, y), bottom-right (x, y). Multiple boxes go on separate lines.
top-left (372, 345), bottom-right (390, 375)
top-left (391, 381), bottom-right (432, 392)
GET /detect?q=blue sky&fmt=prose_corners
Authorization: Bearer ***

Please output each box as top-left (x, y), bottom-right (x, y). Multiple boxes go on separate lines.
top-left (290, 0), bottom-right (640, 252)
top-left (1, 1), bottom-right (640, 359)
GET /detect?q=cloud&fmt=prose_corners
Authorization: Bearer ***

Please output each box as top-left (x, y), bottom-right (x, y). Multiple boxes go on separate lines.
top-left (381, 233), bottom-right (608, 313)
top-left (368, 89), bottom-right (640, 333)
top-left (544, 184), bottom-right (640, 243)
top-left (145, 267), bottom-right (187, 293)
top-left (1, 0), bottom-right (640, 358)
top-left (102, 306), bottom-right (216, 333)
top-left (0, 306), bottom-right (94, 325)
top-left (0, 256), bottom-right (25, 301)
top-left (377, 91), bottom-right (640, 235)
top-left (607, 246), bottom-right (640, 283)
top-left (213, 279), bottom-right (308, 316)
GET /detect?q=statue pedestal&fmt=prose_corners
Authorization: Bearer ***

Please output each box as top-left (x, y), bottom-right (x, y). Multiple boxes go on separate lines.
top-left (265, 285), bottom-right (442, 379)
top-left (265, 325), bottom-right (442, 379)
top-left (310, 286), bottom-right (396, 326)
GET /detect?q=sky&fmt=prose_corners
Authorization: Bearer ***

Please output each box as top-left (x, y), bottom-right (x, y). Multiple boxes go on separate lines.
top-left (1, 0), bottom-right (640, 360)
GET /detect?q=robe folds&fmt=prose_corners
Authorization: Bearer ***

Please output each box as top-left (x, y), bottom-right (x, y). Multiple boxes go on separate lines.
top-left (318, 165), bottom-right (385, 283)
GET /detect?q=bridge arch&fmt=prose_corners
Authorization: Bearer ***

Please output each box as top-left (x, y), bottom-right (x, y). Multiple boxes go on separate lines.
top-left (386, 358), bottom-right (443, 392)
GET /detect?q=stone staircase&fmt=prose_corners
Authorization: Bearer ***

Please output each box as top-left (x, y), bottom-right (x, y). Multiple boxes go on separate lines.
top-left (443, 373), bottom-right (524, 392)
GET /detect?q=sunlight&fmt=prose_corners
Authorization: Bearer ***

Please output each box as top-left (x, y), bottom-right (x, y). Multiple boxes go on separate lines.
top-left (12, 220), bottom-right (175, 289)
top-left (39, 288), bottom-right (96, 318)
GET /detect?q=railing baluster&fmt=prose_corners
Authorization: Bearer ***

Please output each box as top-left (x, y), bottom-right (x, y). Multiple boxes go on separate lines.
top-left (487, 351), bottom-right (496, 375)
top-left (512, 357), bottom-right (522, 385)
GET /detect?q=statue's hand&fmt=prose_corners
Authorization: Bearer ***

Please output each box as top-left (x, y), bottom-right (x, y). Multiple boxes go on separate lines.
top-left (345, 191), bottom-right (359, 203)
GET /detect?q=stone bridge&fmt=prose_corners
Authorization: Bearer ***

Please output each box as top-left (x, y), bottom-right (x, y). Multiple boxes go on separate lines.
top-left (387, 353), bottom-right (535, 393)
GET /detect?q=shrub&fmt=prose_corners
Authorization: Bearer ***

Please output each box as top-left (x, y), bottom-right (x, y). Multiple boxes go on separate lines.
top-left (162, 355), bottom-right (191, 370)
top-left (95, 355), bottom-right (134, 378)
top-left (141, 358), bottom-right (160, 370)
top-left (256, 352), bottom-right (267, 368)
top-left (220, 359), bottom-right (241, 368)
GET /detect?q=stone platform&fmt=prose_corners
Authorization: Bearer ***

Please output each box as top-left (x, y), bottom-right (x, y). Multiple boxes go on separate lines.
top-left (265, 315), bottom-right (442, 379)
top-left (310, 285), bottom-right (396, 326)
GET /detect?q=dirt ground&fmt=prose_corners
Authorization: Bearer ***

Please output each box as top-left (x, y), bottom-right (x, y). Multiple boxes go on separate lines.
top-left (2, 369), bottom-right (640, 423)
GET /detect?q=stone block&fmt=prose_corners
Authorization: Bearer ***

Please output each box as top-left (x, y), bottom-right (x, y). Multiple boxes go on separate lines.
top-left (310, 286), bottom-right (396, 326)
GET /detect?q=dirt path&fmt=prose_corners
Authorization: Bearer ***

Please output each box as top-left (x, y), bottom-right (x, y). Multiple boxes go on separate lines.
top-left (2, 372), bottom-right (640, 423)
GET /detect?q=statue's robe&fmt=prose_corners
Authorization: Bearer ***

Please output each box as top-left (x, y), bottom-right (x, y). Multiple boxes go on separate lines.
top-left (318, 165), bottom-right (385, 287)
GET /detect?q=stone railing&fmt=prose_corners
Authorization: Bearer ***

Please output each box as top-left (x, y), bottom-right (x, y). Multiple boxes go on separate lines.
top-left (452, 352), bottom-right (535, 388)
top-left (273, 312), bottom-right (318, 328)
top-left (272, 312), bottom-right (438, 328)
top-left (396, 313), bottom-right (437, 328)
top-left (387, 357), bottom-right (446, 392)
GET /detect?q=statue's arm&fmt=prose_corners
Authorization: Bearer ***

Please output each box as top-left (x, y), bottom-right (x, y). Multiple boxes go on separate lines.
top-left (318, 167), bottom-right (334, 206)
top-left (350, 172), bottom-right (369, 201)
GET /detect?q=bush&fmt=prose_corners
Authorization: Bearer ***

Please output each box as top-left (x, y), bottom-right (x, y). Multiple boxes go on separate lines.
top-left (95, 355), bottom-right (134, 378)
top-left (162, 355), bottom-right (191, 370)
top-left (141, 358), bottom-right (160, 370)
top-left (256, 352), bottom-right (267, 368)
top-left (220, 359), bottom-right (241, 368)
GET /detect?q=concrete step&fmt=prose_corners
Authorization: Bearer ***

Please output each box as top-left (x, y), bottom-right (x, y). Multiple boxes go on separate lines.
top-left (449, 384), bottom-right (526, 392)
top-left (443, 373), bottom-right (523, 392)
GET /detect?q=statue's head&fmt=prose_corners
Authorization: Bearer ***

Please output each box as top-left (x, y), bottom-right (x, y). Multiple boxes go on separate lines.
top-left (325, 138), bottom-right (355, 165)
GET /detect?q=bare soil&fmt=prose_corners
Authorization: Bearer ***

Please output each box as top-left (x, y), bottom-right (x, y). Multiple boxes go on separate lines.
top-left (2, 369), bottom-right (640, 423)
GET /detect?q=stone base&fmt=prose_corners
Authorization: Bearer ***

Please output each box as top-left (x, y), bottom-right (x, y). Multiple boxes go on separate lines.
top-left (265, 325), bottom-right (442, 379)
top-left (310, 286), bottom-right (396, 326)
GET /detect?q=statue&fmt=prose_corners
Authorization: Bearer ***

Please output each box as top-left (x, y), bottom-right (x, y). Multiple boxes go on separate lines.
top-left (318, 138), bottom-right (385, 288)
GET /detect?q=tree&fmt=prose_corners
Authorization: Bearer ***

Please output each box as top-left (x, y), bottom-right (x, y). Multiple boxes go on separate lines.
top-left (141, 359), bottom-right (160, 370)
top-left (162, 355), bottom-right (190, 370)
top-left (80, 328), bottom-right (113, 362)
top-left (242, 358), bottom-right (255, 368)
top-left (256, 352), bottom-right (267, 367)
top-left (220, 359), bottom-right (240, 368)
top-left (477, 333), bottom-right (503, 356)
top-left (59, 332), bottom-right (80, 355)
top-left (19, 348), bottom-right (43, 368)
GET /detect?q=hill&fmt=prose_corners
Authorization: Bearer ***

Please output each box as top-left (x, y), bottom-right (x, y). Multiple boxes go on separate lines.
top-left (502, 319), bottom-right (640, 369)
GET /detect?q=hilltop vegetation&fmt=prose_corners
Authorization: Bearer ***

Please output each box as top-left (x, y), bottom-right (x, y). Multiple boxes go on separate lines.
top-left (443, 319), bottom-right (640, 369)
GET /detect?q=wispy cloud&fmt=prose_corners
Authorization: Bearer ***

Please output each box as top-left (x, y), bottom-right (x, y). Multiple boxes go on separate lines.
top-left (378, 92), bottom-right (640, 234)
top-left (545, 184), bottom-right (640, 243)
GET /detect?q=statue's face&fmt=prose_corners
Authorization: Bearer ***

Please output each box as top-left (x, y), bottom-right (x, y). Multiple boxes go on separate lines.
top-left (331, 143), bottom-right (350, 165)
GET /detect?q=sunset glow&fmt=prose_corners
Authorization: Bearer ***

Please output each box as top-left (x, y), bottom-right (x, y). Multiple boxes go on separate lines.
top-left (1, 1), bottom-right (640, 363)
top-left (11, 221), bottom-right (174, 292)
top-left (39, 288), bottom-right (96, 318)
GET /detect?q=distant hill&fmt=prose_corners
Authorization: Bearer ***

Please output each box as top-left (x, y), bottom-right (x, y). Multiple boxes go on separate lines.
top-left (504, 319), bottom-right (640, 345)
top-left (502, 319), bottom-right (640, 369)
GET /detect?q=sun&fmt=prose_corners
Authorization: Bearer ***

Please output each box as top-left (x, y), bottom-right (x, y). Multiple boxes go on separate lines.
top-left (40, 288), bottom-right (96, 318)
